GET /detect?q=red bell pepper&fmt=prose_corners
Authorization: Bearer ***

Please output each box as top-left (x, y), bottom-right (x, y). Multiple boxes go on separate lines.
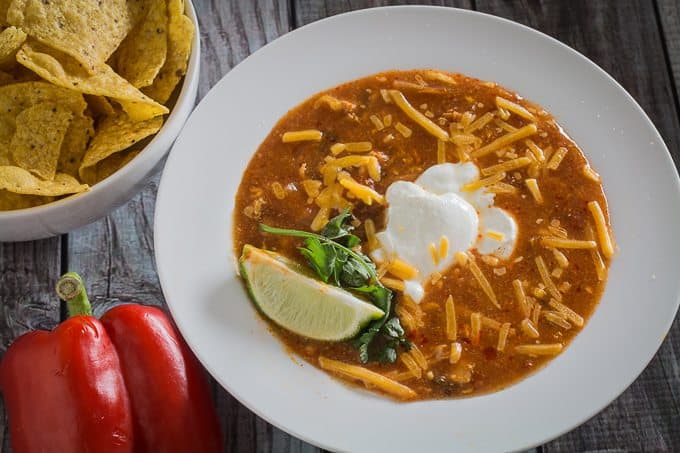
top-left (0, 310), bottom-right (134, 452)
top-left (0, 272), bottom-right (223, 453)
top-left (101, 304), bottom-right (222, 453)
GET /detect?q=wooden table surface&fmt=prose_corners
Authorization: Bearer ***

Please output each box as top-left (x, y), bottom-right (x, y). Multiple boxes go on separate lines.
top-left (1, 0), bottom-right (679, 451)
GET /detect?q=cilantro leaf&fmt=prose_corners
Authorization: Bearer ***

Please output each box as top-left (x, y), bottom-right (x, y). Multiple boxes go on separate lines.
top-left (383, 316), bottom-right (405, 339)
top-left (378, 344), bottom-right (397, 363)
top-left (358, 340), bottom-right (370, 363)
top-left (320, 209), bottom-right (362, 248)
top-left (320, 209), bottom-right (353, 239)
top-left (339, 257), bottom-right (371, 287)
top-left (352, 285), bottom-right (391, 312)
top-left (298, 237), bottom-right (336, 283)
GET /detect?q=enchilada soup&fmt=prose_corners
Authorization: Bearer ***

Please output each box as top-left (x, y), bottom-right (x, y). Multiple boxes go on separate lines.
top-left (233, 70), bottom-right (614, 400)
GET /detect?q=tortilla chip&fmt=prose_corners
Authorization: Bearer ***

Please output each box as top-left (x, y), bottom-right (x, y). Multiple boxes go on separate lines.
top-left (80, 146), bottom-right (141, 186)
top-left (85, 94), bottom-right (116, 117)
top-left (10, 103), bottom-right (73, 180)
top-left (0, 165), bottom-right (88, 196)
top-left (0, 69), bottom-right (14, 86)
top-left (115, 0), bottom-right (168, 88)
top-left (16, 41), bottom-right (168, 121)
top-left (168, 0), bottom-right (185, 17)
top-left (58, 114), bottom-right (94, 177)
top-left (0, 115), bottom-right (11, 150)
top-left (79, 114), bottom-right (162, 179)
top-left (0, 82), bottom-right (86, 170)
top-left (0, 189), bottom-right (52, 210)
top-left (142, 6), bottom-right (193, 104)
top-left (0, 143), bottom-right (9, 165)
top-left (92, 147), bottom-right (142, 184)
top-left (7, 0), bottom-right (138, 74)
top-left (0, 0), bottom-right (11, 26)
top-left (0, 26), bottom-right (26, 69)
top-left (0, 81), bottom-right (88, 118)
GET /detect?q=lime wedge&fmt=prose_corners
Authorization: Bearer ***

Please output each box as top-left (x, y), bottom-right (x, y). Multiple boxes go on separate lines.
top-left (239, 245), bottom-right (384, 341)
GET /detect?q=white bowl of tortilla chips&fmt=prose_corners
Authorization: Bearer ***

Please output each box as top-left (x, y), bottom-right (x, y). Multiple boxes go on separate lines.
top-left (0, 0), bottom-right (199, 241)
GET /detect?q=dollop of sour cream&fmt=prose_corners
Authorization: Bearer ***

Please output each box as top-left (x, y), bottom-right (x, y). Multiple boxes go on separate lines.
top-left (373, 162), bottom-right (518, 303)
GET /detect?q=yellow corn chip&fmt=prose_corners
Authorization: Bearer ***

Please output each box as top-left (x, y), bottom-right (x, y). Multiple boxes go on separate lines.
top-left (0, 117), bottom-right (12, 151)
top-left (79, 114), bottom-right (162, 179)
top-left (0, 0), bottom-right (11, 26)
top-left (0, 69), bottom-right (14, 86)
top-left (115, 0), bottom-right (168, 88)
top-left (0, 81), bottom-right (88, 119)
top-left (0, 81), bottom-right (86, 156)
top-left (168, 0), bottom-right (185, 17)
top-left (16, 41), bottom-right (168, 121)
top-left (0, 26), bottom-right (26, 69)
top-left (0, 143), bottom-right (9, 165)
top-left (143, 5), bottom-right (194, 104)
top-left (10, 103), bottom-right (73, 180)
top-left (58, 114), bottom-right (94, 177)
top-left (90, 147), bottom-right (142, 185)
top-left (0, 165), bottom-right (88, 196)
top-left (7, 0), bottom-right (138, 73)
top-left (0, 189), bottom-right (52, 210)
top-left (0, 66), bottom-right (37, 85)
top-left (85, 95), bottom-right (116, 118)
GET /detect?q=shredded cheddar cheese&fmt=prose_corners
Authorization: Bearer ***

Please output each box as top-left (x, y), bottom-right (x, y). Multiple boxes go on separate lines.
top-left (387, 259), bottom-right (419, 280)
top-left (282, 129), bottom-right (322, 143)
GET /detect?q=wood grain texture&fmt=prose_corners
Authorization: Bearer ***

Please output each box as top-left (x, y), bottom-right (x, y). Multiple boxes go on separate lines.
top-left (66, 181), bottom-right (163, 318)
top-left (658, 0), bottom-right (680, 96)
top-left (198, 0), bottom-right (292, 99)
top-left (474, 0), bottom-right (680, 451)
top-left (293, 0), bottom-right (473, 26)
top-left (0, 240), bottom-right (62, 349)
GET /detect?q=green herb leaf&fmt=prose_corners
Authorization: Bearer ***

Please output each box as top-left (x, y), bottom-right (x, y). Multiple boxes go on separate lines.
top-left (331, 246), bottom-right (348, 286)
top-left (353, 320), bottom-right (382, 361)
top-left (320, 209), bottom-right (362, 248)
top-left (339, 257), bottom-right (371, 287)
top-left (320, 209), bottom-right (352, 238)
top-left (378, 344), bottom-right (397, 363)
top-left (358, 341), bottom-right (370, 363)
top-left (383, 316), bottom-right (405, 339)
top-left (353, 313), bottom-right (410, 364)
top-left (298, 238), bottom-right (335, 283)
top-left (352, 285), bottom-right (391, 313)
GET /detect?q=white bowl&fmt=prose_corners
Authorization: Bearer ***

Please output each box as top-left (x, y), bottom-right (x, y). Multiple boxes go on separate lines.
top-left (0, 1), bottom-right (201, 242)
top-left (155, 6), bottom-right (680, 452)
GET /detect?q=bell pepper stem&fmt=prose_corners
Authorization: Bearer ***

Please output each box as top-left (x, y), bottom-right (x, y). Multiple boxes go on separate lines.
top-left (56, 272), bottom-right (92, 317)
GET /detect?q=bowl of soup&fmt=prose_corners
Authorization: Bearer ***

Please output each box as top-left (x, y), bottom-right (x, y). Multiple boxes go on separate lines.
top-left (232, 69), bottom-right (614, 400)
top-left (154, 6), bottom-right (680, 452)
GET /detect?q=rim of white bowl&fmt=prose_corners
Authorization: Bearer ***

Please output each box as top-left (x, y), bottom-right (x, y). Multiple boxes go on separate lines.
top-left (0, 0), bottom-right (201, 224)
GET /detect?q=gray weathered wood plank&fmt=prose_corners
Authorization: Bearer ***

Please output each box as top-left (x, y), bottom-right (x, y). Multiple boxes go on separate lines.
top-left (474, 0), bottom-right (680, 450)
top-left (66, 182), bottom-right (164, 318)
top-left (0, 239), bottom-right (62, 451)
top-left (0, 240), bottom-right (62, 349)
top-left (658, 0), bottom-right (680, 97)
top-left (293, 0), bottom-right (473, 26)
